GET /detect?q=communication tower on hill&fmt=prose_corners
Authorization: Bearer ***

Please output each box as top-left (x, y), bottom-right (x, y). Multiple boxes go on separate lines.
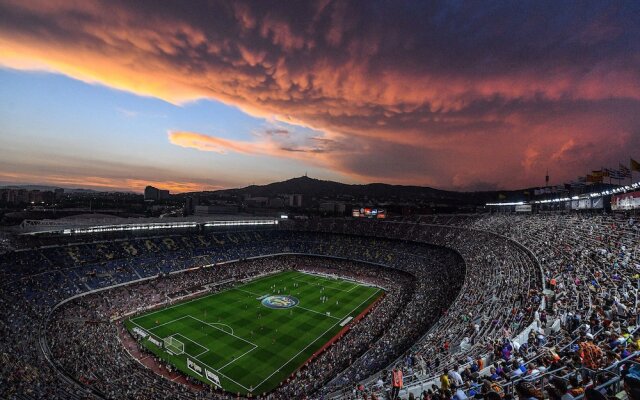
top-left (545, 169), bottom-right (549, 186)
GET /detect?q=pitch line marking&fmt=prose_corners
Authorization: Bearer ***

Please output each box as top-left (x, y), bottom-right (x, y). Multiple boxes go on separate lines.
top-left (155, 328), bottom-right (254, 392)
top-left (187, 315), bottom-right (258, 348)
top-left (186, 355), bottom-right (252, 391)
top-left (128, 273), bottom-right (284, 388)
top-left (130, 319), bottom-right (151, 334)
top-left (209, 322), bottom-right (234, 335)
top-left (297, 271), bottom-right (363, 290)
top-left (130, 271), bottom-right (287, 321)
top-left (291, 276), bottom-right (361, 293)
top-left (163, 333), bottom-right (253, 392)
top-left (167, 332), bottom-right (208, 355)
top-left (147, 315), bottom-right (190, 331)
top-left (295, 304), bottom-right (341, 320)
top-left (252, 288), bottom-right (381, 392)
top-left (217, 346), bottom-right (258, 371)
top-left (140, 316), bottom-right (246, 366)
top-left (129, 271), bottom-right (378, 393)
top-left (131, 291), bottom-right (220, 321)
top-left (193, 349), bottom-right (209, 358)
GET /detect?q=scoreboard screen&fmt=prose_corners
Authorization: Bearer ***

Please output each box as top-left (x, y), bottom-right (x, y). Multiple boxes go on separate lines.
top-left (352, 208), bottom-right (386, 219)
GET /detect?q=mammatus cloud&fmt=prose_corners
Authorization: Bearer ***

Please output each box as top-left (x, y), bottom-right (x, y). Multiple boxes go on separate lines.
top-left (1, 0), bottom-right (640, 189)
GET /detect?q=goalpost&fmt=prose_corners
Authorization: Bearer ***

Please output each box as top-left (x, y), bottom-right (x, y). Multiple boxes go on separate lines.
top-left (163, 336), bottom-right (185, 355)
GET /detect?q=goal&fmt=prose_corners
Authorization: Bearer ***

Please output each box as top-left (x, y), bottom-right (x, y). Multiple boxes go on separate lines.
top-left (163, 336), bottom-right (185, 355)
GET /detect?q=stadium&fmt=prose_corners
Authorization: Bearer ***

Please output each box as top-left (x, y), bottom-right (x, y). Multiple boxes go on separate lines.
top-left (2, 1), bottom-right (640, 400)
top-left (0, 209), bottom-right (638, 400)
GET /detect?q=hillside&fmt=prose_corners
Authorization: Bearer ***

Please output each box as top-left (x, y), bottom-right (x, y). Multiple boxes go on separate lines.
top-left (209, 176), bottom-right (514, 204)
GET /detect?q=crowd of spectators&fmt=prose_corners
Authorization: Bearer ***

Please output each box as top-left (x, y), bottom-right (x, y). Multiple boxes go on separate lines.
top-left (48, 256), bottom-right (430, 399)
top-left (1, 229), bottom-right (464, 399)
top-left (326, 214), bottom-right (639, 400)
top-left (289, 220), bottom-right (541, 398)
top-left (0, 232), bottom-right (14, 255)
top-left (1, 213), bottom-right (639, 400)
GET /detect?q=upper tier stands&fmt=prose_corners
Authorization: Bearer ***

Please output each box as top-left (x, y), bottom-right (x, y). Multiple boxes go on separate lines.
top-left (0, 213), bottom-right (638, 400)
top-left (339, 214), bottom-right (639, 400)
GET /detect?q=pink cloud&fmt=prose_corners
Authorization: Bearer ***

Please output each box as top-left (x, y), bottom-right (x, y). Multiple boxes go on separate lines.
top-left (1, 1), bottom-right (639, 189)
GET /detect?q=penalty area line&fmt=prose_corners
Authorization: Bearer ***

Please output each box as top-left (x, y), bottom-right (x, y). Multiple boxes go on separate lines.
top-left (217, 346), bottom-right (258, 371)
top-left (188, 315), bottom-right (258, 348)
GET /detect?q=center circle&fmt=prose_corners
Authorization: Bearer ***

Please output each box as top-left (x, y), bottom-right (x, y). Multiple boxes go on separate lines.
top-left (261, 295), bottom-right (299, 309)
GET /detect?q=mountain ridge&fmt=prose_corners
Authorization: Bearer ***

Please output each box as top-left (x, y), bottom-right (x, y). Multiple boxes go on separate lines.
top-left (207, 176), bottom-right (510, 204)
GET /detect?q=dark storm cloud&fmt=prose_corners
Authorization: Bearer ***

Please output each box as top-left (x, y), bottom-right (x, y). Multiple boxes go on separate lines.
top-left (1, 0), bottom-right (639, 188)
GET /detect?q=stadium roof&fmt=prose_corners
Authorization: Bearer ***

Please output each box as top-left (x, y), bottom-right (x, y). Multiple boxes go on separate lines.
top-left (13, 214), bottom-right (280, 235)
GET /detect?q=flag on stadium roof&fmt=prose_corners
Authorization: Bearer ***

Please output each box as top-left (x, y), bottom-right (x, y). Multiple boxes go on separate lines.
top-left (608, 169), bottom-right (624, 180)
top-left (586, 174), bottom-right (602, 183)
top-left (620, 163), bottom-right (632, 178)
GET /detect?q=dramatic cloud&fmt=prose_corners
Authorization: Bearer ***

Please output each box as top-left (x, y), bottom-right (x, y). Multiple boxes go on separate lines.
top-left (169, 131), bottom-right (262, 155)
top-left (1, 0), bottom-right (639, 189)
top-left (168, 130), bottom-right (346, 159)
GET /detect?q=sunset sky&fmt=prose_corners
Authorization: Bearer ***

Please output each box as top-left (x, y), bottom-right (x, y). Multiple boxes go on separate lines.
top-left (1, 1), bottom-right (639, 193)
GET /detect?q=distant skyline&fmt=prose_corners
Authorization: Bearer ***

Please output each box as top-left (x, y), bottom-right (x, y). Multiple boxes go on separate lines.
top-left (1, 1), bottom-right (640, 193)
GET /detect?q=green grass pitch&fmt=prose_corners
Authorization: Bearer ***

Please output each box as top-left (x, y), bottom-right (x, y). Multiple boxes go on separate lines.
top-left (125, 269), bottom-right (383, 395)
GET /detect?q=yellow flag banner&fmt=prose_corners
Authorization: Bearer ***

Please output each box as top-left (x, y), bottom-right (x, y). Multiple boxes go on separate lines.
top-left (586, 174), bottom-right (602, 183)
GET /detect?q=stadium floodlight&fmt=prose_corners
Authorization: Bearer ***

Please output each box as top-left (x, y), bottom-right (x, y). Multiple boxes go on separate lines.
top-left (485, 201), bottom-right (525, 206)
top-left (163, 336), bottom-right (185, 355)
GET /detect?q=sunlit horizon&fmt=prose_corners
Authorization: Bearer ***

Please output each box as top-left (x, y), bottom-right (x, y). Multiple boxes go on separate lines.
top-left (1, 1), bottom-right (639, 193)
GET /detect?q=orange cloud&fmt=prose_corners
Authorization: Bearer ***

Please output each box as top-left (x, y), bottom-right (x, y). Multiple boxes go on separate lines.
top-left (168, 131), bottom-right (267, 155)
top-left (1, 1), bottom-right (639, 189)
top-left (0, 171), bottom-right (221, 194)
top-left (167, 130), bottom-right (342, 162)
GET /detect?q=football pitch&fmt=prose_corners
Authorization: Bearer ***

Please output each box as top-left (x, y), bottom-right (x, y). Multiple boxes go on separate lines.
top-left (125, 269), bottom-right (383, 395)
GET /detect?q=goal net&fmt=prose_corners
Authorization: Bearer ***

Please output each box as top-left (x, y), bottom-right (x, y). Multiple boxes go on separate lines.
top-left (163, 336), bottom-right (185, 355)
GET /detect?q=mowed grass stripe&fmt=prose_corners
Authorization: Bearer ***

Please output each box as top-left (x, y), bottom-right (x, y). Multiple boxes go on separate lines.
top-left (249, 287), bottom-right (382, 392)
top-left (126, 270), bottom-right (382, 394)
